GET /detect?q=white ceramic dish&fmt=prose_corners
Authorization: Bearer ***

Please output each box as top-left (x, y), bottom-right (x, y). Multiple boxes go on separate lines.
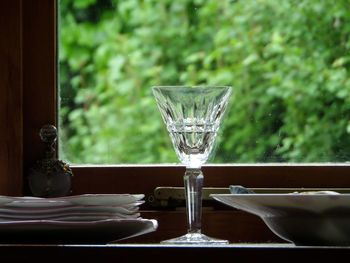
top-left (0, 211), bottom-right (141, 221)
top-left (0, 194), bottom-right (144, 208)
top-left (61, 194), bottom-right (145, 206)
top-left (211, 193), bottom-right (350, 246)
top-left (0, 218), bottom-right (157, 244)
top-left (0, 203), bottom-right (141, 216)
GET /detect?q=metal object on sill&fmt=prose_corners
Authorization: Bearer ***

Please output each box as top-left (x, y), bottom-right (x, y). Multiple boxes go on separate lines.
top-left (148, 187), bottom-right (230, 208)
top-left (147, 187), bottom-right (350, 208)
top-left (28, 124), bottom-right (73, 197)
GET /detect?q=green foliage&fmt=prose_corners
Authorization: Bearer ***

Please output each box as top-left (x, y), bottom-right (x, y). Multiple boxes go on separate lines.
top-left (59, 0), bottom-right (350, 164)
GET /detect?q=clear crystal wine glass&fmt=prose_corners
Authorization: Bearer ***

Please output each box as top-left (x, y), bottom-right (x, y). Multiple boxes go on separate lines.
top-left (152, 86), bottom-right (232, 244)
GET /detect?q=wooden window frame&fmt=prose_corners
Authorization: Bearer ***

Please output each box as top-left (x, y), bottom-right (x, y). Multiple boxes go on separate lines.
top-left (2, 0), bottom-right (350, 243)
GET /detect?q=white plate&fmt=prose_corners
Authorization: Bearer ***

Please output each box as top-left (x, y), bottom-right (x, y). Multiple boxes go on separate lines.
top-left (211, 193), bottom-right (350, 246)
top-left (61, 194), bottom-right (145, 206)
top-left (0, 194), bottom-right (145, 208)
top-left (0, 218), bottom-right (158, 244)
top-left (0, 203), bottom-right (141, 216)
top-left (0, 211), bottom-right (141, 221)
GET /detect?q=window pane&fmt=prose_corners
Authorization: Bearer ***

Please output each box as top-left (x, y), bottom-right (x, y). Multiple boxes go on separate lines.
top-left (59, 0), bottom-right (350, 164)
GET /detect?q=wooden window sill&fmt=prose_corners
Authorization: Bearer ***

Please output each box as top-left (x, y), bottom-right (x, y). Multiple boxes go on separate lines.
top-left (0, 243), bottom-right (349, 262)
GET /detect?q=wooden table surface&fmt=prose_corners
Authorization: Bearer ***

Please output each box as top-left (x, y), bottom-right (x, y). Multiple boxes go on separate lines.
top-left (1, 243), bottom-right (350, 262)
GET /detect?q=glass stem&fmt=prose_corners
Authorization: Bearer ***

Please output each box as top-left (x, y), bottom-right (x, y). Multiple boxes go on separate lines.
top-left (184, 168), bottom-right (203, 234)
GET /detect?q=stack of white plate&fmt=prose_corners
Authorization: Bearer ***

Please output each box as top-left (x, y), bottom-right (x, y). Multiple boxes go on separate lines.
top-left (0, 194), bottom-right (157, 244)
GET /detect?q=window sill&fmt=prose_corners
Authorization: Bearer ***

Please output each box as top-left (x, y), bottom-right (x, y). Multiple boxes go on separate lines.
top-left (0, 243), bottom-right (348, 261)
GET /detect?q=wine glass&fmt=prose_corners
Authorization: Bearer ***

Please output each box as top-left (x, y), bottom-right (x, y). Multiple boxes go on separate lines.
top-left (152, 86), bottom-right (232, 244)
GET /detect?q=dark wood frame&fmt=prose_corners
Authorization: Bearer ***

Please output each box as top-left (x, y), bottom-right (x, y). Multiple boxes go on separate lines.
top-left (0, 0), bottom-right (56, 195)
top-left (0, 0), bottom-right (23, 196)
top-left (2, 0), bottom-right (350, 244)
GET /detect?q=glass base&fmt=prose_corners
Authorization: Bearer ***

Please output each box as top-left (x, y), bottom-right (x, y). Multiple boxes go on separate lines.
top-left (161, 233), bottom-right (229, 245)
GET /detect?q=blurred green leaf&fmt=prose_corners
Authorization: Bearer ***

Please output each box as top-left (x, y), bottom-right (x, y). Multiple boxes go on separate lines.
top-left (59, 0), bottom-right (350, 164)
